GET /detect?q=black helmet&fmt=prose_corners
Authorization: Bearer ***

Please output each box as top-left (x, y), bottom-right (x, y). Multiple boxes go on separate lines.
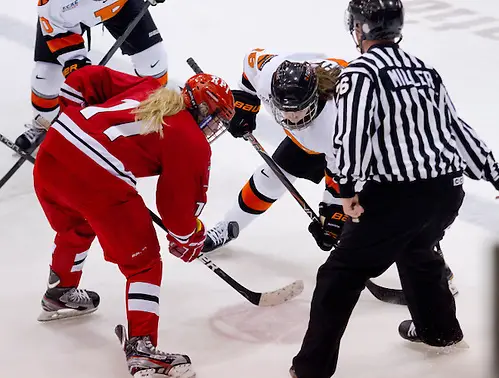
top-left (345, 0), bottom-right (404, 41)
top-left (270, 60), bottom-right (319, 130)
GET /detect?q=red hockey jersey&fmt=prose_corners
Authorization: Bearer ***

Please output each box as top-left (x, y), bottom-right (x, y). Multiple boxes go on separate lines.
top-left (41, 65), bottom-right (211, 243)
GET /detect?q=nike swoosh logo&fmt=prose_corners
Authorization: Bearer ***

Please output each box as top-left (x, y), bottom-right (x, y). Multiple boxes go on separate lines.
top-left (35, 75), bottom-right (46, 80)
top-left (150, 60), bottom-right (160, 68)
top-left (47, 278), bottom-right (60, 289)
top-left (261, 169), bottom-right (269, 178)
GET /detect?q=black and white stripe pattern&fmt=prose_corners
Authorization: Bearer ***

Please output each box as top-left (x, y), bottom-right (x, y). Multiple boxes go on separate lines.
top-left (71, 250), bottom-right (88, 273)
top-left (52, 113), bottom-right (137, 187)
top-left (128, 282), bottom-right (160, 316)
top-left (332, 43), bottom-right (499, 196)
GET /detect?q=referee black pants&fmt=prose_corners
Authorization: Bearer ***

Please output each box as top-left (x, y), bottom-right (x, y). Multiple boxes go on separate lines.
top-left (292, 172), bottom-right (465, 378)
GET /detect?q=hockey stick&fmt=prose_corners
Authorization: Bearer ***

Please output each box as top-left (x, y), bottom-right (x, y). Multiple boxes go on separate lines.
top-left (0, 136), bottom-right (40, 189)
top-left (186, 56), bottom-right (407, 305)
top-left (0, 1), bottom-right (152, 190)
top-left (241, 133), bottom-right (403, 303)
top-left (364, 242), bottom-right (457, 306)
top-left (148, 210), bottom-right (304, 306)
top-left (15, 144), bottom-right (303, 307)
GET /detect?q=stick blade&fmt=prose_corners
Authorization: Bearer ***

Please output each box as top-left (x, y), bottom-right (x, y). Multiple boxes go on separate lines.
top-left (257, 279), bottom-right (304, 307)
top-left (365, 279), bottom-right (407, 305)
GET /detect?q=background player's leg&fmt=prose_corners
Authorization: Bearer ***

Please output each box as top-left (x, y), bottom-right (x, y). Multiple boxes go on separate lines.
top-left (104, 0), bottom-right (168, 85)
top-left (16, 21), bottom-right (63, 151)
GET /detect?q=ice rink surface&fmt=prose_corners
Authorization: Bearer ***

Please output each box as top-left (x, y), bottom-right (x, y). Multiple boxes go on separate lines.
top-left (0, 0), bottom-right (498, 377)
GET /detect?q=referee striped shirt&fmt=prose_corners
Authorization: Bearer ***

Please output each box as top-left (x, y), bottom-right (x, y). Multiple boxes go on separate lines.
top-left (332, 42), bottom-right (499, 197)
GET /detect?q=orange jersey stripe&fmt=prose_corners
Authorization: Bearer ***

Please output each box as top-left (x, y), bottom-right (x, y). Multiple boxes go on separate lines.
top-left (327, 58), bottom-right (349, 68)
top-left (283, 129), bottom-right (321, 155)
top-left (240, 181), bottom-right (273, 213)
top-left (156, 72), bottom-right (168, 86)
top-left (325, 171), bottom-right (340, 194)
top-left (31, 91), bottom-right (59, 110)
top-left (47, 33), bottom-right (84, 53)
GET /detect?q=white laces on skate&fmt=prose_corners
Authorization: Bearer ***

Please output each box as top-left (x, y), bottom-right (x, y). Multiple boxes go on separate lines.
top-left (408, 322), bottom-right (417, 338)
top-left (22, 122), bottom-right (46, 143)
top-left (142, 337), bottom-right (167, 356)
top-left (206, 222), bottom-right (229, 247)
top-left (67, 288), bottom-right (92, 304)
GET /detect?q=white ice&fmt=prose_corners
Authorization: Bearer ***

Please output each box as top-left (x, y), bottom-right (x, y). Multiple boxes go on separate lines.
top-left (0, 0), bottom-right (498, 377)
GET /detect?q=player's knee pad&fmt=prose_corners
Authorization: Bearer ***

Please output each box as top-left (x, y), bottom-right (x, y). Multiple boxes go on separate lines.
top-left (31, 62), bottom-right (64, 120)
top-left (131, 42), bottom-right (168, 86)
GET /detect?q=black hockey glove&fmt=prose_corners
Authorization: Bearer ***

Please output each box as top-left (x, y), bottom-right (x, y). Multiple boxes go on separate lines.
top-left (227, 90), bottom-right (261, 138)
top-left (62, 57), bottom-right (92, 78)
top-left (308, 202), bottom-right (348, 251)
top-left (148, 0), bottom-right (165, 5)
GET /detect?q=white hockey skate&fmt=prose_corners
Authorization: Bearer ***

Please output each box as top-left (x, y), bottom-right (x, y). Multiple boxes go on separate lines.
top-left (37, 270), bottom-right (100, 321)
top-left (115, 324), bottom-right (195, 378)
top-left (202, 221), bottom-right (239, 253)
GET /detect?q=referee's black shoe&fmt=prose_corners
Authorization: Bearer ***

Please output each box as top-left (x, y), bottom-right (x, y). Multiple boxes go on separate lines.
top-left (398, 320), bottom-right (421, 342)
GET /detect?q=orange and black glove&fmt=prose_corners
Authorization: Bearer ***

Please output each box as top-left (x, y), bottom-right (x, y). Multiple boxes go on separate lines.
top-left (62, 57), bottom-right (91, 78)
top-left (308, 202), bottom-right (348, 251)
top-left (227, 90), bottom-right (261, 138)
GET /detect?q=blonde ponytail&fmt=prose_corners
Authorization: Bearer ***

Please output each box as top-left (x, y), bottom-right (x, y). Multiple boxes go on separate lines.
top-left (316, 65), bottom-right (343, 101)
top-left (133, 87), bottom-right (186, 138)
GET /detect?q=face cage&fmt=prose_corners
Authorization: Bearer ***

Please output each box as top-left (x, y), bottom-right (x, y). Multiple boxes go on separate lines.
top-left (270, 97), bottom-right (319, 131)
top-left (199, 110), bottom-right (230, 144)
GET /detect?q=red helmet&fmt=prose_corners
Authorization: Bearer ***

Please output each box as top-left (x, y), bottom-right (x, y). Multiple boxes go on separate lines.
top-left (182, 73), bottom-right (235, 143)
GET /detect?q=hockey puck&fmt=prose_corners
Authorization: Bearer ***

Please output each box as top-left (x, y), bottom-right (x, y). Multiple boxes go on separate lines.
top-left (228, 221), bottom-right (240, 239)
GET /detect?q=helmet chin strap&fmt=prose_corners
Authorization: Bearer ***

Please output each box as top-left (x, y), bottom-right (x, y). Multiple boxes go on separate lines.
top-left (351, 30), bottom-right (367, 53)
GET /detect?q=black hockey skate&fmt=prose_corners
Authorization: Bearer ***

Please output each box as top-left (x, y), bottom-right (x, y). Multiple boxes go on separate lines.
top-left (115, 324), bottom-right (195, 378)
top-left (15, 115), bottom-right (48, 151)
top-left (38, 270), bottom-right (100, 321)
top-left (202, 221), bottom-right (239, 253)
top-left (398, 320), bottom-right (468, 348)
top-left (398, 320), bottom-right (421, 343)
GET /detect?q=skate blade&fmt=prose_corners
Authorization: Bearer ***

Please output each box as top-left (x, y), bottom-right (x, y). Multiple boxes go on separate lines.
top-left (168, 364), bottom-right (196, 378)
top-left (133, 369), bottom-right (155, 378)
top-left (132, 365), bottom-right (195, 378)
top-left (37, 307), bottom-right (97, 322)
top-left (426, 339), bottom-right (470, 350)
top-left (258, 279), bottom-right (304, 307)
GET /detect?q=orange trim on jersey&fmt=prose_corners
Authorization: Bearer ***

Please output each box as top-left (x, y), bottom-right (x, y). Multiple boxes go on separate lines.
top-left (325, 171), bottom-right (340, 194)
top-left (240, 181), bottom-right (273, 213)
top-left (156, 72), bottom-right (168, 86)
top-left (283, 129), bottom-right (321, 155)
top-left (31, 91), bottom-right (59, 110)
top-left (327, 58), bottom-right (349, 68)
top-left (94, 0), bottom-right (128, 22)
top-left (46, 33), bottom-right (84, 53)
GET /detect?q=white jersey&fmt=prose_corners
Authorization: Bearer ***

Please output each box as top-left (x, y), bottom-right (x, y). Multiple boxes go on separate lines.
top-left (38, 0), bottom-right (128, 65)
top-left (240, 48), bottom-right (348, 181)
